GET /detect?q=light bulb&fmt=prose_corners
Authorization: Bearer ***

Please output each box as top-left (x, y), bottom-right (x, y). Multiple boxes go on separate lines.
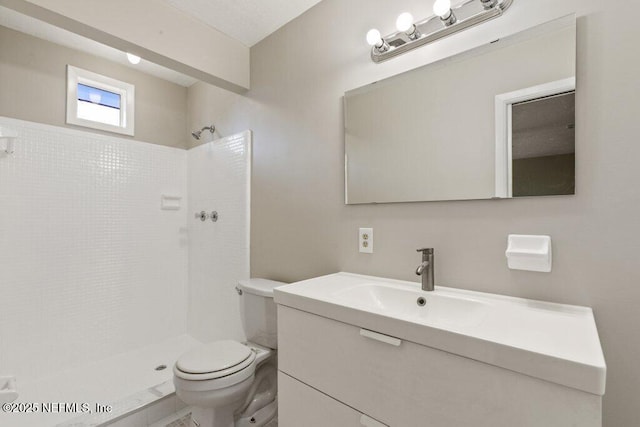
top-left (366, 29), bottom-right (382, 47)
top-left (126, 53), bottom-right (141, 65)
top-left (433, 0), bottom-right (452, 17)
top-left (396, 12), bottom-right (414, 33)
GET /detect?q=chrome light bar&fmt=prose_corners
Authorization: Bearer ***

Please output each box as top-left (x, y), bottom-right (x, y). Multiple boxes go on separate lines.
top-left (368, 0), bottom-right (514, 63)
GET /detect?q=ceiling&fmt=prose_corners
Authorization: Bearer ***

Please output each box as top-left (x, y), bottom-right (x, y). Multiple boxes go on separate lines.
top-left (0, 5), bottom-right (197, 86)
top-left (163, 0), bottom-right (323, 47)
top-left (0, 0), bottom-right (325, 86)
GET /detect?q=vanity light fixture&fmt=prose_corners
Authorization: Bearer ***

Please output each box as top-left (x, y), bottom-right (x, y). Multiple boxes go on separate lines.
top-left (366, 29), bottom-right (390, 53)
top-left (481, 0), bottom-right (499, 9)
top-left (433, 0), bottom-right (456, 26)
top-left (367, 0), bottom-right (514, 63)
top-left (396, 13), bottom-right (421, 40)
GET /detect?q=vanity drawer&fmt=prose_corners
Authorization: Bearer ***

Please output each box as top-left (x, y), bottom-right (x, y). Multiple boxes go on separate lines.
top-left (278, 371), bottom-right (387, 427)
top-left (278, 305), bottom-right (601, 427)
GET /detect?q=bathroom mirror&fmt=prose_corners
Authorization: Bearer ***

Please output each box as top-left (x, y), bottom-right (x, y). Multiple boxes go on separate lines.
top-left (344, 16), bottom-right (576, 204)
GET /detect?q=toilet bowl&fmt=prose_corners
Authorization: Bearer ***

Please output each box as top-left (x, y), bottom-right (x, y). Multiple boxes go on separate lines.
top-left (173, 278), bottom-right (284, 427)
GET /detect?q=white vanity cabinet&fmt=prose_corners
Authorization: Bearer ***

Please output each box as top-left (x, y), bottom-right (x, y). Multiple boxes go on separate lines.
top-left (277, 305), bottom-right (602, 427)
top-left (279, 371), bottom-right (387, 427)
top-left (275, 273), bottom-right (605, 427)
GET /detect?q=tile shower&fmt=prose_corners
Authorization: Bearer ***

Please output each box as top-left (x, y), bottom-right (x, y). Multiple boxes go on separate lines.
top-left (0, 116), bottom-right (251, 426)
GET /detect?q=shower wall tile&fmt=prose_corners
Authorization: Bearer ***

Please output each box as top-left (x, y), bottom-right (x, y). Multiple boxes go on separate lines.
top-left (187, 131), bottom-right (251, 342)
top-left (0, 117), bottom-right (188, 382)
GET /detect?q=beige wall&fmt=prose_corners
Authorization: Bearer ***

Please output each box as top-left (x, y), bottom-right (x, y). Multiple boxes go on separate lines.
top-left (192, 0), bottom-right (639, 425)
top-left (186, 81), bottom-right (249, 149)
top-left (0, 26), bottom-right (188, 148)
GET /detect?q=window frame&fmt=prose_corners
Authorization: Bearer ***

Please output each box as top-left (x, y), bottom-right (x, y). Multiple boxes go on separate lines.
top-left (66, 65), bottom-right (135, 136)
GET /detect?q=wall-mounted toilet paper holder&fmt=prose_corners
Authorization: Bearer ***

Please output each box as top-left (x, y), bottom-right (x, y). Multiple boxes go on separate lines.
top-left (505, 234), bottom-right (552, 272)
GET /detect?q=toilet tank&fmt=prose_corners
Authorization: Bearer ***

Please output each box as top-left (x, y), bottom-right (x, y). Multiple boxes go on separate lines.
top-left (237, 278), bottom-right (285, 349)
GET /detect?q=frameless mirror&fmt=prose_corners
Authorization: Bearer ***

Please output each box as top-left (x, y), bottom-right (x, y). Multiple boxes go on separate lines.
top-left (344, 16), bottom-right (576, 204)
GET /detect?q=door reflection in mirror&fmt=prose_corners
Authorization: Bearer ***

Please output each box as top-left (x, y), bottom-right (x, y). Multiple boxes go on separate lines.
top-left (511, 92), bottom-right (575, 197)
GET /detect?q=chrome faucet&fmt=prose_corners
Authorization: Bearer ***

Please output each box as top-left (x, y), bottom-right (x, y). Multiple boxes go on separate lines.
top-left (416, 248), bottom-right (435, 291)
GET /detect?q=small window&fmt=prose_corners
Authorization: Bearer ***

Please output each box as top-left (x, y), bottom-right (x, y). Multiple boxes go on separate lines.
top-left (66, 65), bottom-right (135, 136)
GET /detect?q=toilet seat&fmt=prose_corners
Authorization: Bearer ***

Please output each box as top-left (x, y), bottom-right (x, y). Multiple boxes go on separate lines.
top-left (172, 278), bottom-right (283, 426)
top-left (174, 340), bottom-right (257, 382)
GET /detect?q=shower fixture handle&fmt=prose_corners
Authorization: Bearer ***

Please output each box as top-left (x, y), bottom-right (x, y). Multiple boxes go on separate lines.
top-left (194, 211), bottom-right (219, 222)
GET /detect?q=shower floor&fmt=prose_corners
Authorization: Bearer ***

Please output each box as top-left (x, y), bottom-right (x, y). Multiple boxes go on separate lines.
top-left (0, 334), bottom-right (202, 427)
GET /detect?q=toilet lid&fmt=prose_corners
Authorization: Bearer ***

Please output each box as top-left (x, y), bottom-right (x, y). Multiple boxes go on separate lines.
top-left (176, 340), bottom-right (253, 375)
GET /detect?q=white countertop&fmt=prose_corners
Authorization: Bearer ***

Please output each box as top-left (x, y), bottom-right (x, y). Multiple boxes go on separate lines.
top-left (274, 272), bottom-right (606, 396)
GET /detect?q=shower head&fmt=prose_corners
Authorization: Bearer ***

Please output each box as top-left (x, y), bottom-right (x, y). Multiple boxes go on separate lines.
top-left (191, 125), bottom-right (215, 140)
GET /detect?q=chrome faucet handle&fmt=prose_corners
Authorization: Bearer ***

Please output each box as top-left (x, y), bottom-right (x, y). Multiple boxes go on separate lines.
top-left (416, 248), bottom-right (435, 291)
top-left (416, 262), bottom-right (428, 275)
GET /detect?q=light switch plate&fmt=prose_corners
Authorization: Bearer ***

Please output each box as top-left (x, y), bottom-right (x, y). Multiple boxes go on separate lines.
top-left (359, 227), bottom-right (373, 253)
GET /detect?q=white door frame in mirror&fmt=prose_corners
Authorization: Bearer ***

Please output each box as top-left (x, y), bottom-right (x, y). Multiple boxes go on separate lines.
top-left (494, 77), bottom-right (576, 198)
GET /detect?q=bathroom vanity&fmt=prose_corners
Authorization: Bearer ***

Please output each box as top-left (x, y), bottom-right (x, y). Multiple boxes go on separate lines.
top-left (274, 273), bottom-right (605, 427)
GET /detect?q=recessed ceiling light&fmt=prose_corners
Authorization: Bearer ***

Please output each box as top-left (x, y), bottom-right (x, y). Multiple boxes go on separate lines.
top-left (126, 53), bottom-right (141, 65)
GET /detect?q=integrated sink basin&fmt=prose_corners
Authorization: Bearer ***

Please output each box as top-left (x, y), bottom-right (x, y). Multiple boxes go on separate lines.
top-left (274, 272), bottom-right (606, 397)
top-left (332, 282), bottom-right (488, 329)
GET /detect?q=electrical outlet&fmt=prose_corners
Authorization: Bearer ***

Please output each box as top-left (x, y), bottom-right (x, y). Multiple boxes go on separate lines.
top-left (359, 227), bottom-right (373, 253)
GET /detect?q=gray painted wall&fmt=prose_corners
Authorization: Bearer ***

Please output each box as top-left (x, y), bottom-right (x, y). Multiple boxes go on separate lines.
top-left (188, 0), bottom-right (640, 425)
top-left (0, 26), bottom-right (188, 148)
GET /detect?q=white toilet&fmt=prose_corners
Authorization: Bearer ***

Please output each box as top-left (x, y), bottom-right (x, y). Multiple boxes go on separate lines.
top-left (174, 278), bottom-right (284, 427)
